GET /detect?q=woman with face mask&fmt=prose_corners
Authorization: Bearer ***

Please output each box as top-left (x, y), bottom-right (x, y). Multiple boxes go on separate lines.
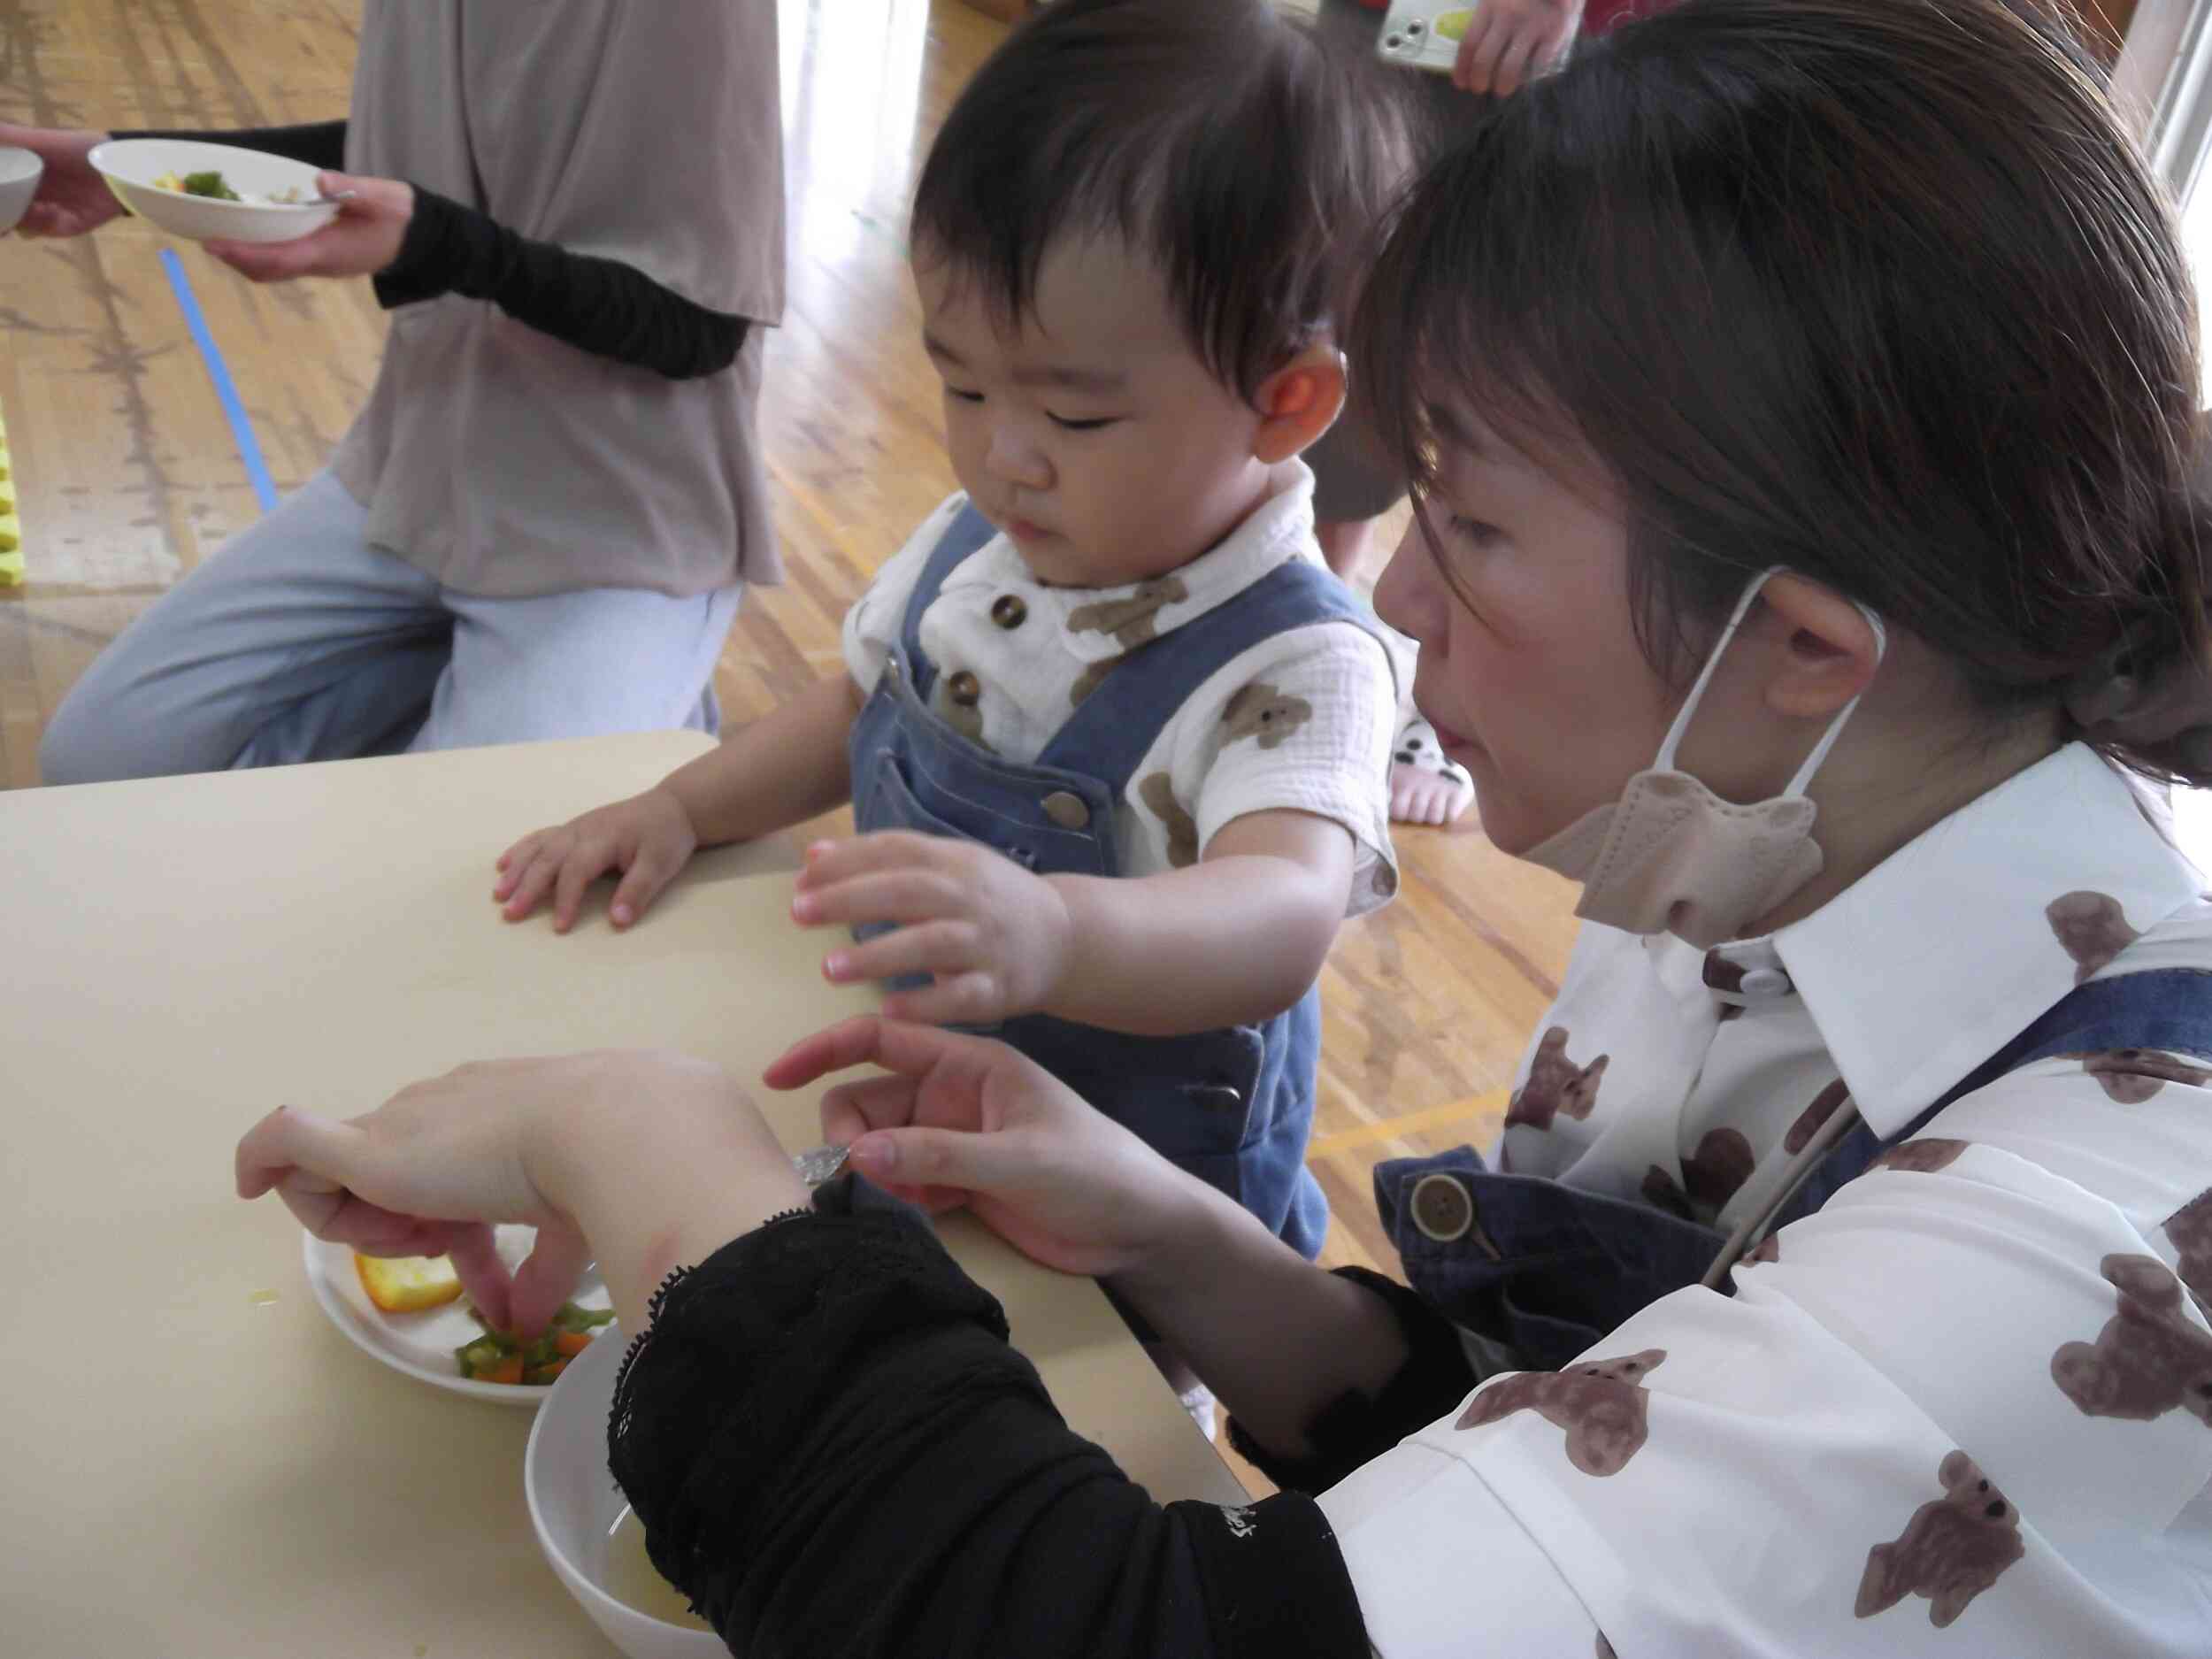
top-left (235, 0), bottom-right (2212, 1652)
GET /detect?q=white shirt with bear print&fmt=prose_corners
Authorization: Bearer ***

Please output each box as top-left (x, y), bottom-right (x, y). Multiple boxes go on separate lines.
top-left (841, 462), bottom-right (1401, 915)
top-left (1321, 742), bottom-right (2212, 1658)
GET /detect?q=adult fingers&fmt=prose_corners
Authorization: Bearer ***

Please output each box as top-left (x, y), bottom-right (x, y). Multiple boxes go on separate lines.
top-left (764, 1015), bottom-right (1003, 1093)
top-left (1491, 27), bottom-right (1542, 97)
top-left (443, 1224), bottom-right (513, 1333)
top-left (236, 1104), bottom-right (365, 1201)
top-left (1454, 11), bottom-right (1504, 92)
top-left (846, 1122), bottom-right (1030, 1196)
top-left (506, 1223), bottom-right (591, 1339)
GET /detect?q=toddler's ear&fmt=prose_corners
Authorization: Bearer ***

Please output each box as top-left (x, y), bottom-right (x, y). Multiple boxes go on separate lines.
top-left (1252, 346), bottom-right (1348, 465)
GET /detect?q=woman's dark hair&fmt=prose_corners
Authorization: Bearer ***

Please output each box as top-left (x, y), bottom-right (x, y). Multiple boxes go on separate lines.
top-left (1351, 0), bottom-right (2212, 782)
top-left (911, 0), bottom-right (1417, 401)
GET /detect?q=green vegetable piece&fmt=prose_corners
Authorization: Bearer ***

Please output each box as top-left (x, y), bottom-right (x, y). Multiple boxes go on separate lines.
top-left (180, 171), bottom-right (241, 202)
top-left (553, 1302), bottom-right (616, 1332)
top-left (455, 1335), bottom-right (507, 1378)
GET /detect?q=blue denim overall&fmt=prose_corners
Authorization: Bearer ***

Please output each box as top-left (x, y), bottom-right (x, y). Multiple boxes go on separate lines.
top-left (1377, 967), bottom-right (2212, 1371)
top-left (849, 501), bottom-right (1376, 1259)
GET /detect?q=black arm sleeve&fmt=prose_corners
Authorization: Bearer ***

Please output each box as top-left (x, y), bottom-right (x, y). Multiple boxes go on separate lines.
top-left (113, 120), bottom-right (348, 170)
top-left (607, 1180), bottom-right (1371, 1659)
top-left (373, 186), bottom-right (747, 380)
top-left (1226, 1266), bottom-right (1480, 1496)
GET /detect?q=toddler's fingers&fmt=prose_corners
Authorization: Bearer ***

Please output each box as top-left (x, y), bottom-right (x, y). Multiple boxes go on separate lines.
top-left (1456, 11), bottom-right (1505, 92)
top-left (549, 842), bottom-right (616, 933)
top-left (881, 968), bottom-right (1002, 1027)
top-left (1491, 29), bottom-right (1540, 97)
top-left (797, 828), bottom-right (949, 887)
top-left (823, 918), bottom-right (979, 986)
top-left (236, 1103), bottom-right (362, 1202)
top-left (794, 868), bottom-right (963, 929)
top-left (607, 849), bottom-right (679, 930)
top-left (443, 1223), bottom-right (513, 1333)
top-left (499, 846), bottom-right (563, 920)
top-left (847, 1123), bottom-right (1023, 1196)
top-left (495, 831), bottom-right (544, 883)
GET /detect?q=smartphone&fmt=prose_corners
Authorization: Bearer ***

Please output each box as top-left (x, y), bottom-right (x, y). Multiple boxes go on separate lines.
top-left (1374, 2), bottom-right (1481, 73)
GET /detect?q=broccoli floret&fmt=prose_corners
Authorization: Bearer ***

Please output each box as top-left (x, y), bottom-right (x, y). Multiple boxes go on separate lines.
top-left (180, 171), bottom-right (240, 202)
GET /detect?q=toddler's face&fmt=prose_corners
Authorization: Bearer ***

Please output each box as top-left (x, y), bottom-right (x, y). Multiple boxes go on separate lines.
top-left (915, 234), bottom-right (1274, 588)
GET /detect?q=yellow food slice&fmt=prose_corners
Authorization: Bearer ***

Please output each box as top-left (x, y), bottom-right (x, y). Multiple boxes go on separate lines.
top-left (354, 1252), bottom-right (465, 1313)
top-left (1435, 9), bottom-right (1475, 41)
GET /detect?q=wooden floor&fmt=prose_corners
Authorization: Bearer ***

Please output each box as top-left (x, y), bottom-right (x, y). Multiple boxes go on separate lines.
top-left (0, 0), bottom-right (1581, 1286)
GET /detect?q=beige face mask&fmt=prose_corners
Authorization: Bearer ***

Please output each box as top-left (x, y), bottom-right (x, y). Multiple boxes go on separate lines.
top-left (1524, 568), bottom-right (1886, 949)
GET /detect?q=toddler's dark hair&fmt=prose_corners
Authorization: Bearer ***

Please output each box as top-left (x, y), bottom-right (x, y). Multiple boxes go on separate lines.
top-left (1352, 0), bottom-right (2212, 783)
top-left (912, 0), bottom-right (1416, 401)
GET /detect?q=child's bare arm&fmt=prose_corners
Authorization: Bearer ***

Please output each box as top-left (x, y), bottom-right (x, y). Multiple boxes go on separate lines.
top-left (791, 809), bottom-right (1355, 1033)
top-left (495, 673), bottom-right (864, 932)
top-left (660, 672), bottom-right (866, 846)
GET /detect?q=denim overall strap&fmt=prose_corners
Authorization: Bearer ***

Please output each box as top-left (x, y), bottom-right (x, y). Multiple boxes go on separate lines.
top-left (898, 496), bottom-right (1002, 703)
top-left (1037, 556), bottom-right (1376, 795)
top-left (1774, 966), bottom-right (2212, 1227)
top-left (1377, 968), bottom-right (2212, 1372)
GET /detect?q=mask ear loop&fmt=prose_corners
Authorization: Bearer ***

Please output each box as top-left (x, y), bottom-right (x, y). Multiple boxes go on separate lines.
top-left (1650, 566), bottom-right (1890, 799)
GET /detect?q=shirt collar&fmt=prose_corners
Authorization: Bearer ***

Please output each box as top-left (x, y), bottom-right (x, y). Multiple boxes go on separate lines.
top-left (1756, 744), bottom-right (2203, 1135)
top-left (958, 462), bottom-right (1322, 664)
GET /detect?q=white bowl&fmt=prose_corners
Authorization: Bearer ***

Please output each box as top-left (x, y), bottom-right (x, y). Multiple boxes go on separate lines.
top-left (0, 147), bottom-right (42, 234)
top-left (524, 1324), bottom-right (726, 1659)
top-left (88, 137), bottom-right (340, 244)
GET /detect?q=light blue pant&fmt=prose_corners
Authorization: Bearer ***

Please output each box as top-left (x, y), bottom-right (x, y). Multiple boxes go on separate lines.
top-left (39, 469), bottom-right (743, 784)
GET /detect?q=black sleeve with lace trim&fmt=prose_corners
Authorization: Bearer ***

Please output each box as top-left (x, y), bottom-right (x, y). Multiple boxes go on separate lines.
top-left (1226, 1266), bottom-right (1479, 1496)
top-left (115, 121), bottom-right (349, 170)
top-left (111, 127), bottom-right (745, 380)
top-left (606, 1180), bottom-right (1371, 1658)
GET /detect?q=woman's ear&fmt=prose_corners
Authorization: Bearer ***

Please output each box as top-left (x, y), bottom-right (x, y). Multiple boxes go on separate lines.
top-left (1252, 346), bottom-right (1348, 465)
top-left (1756, 573), bottom-right (1882, 719)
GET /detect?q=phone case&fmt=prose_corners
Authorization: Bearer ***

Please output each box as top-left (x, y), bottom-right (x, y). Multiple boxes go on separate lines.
top-left (1374, 1), bottom-right (1481, 73)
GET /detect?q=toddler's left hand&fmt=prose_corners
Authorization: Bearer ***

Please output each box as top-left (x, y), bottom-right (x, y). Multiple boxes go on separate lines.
top-left (791, 832), bottom-right (1071, 1026)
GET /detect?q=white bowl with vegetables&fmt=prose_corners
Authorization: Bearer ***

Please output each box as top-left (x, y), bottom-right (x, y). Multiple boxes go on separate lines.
top-left (88, 137), bottom-right (339, 243)
top-left (0, 146), bottom-right (43, 234)
top-left (526, 1325), bottom-right (727, 1659)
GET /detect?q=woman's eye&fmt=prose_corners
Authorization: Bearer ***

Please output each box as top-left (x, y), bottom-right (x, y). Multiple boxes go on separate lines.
top-left (944, 387), bottom-right (984, 404)
top-left (1048, 413), bottom-right (1119, 432)
top-left (1446, 513), bottom-right (1502, 548)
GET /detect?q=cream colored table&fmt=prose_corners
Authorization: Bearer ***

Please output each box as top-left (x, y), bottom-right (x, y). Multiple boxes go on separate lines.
top-left (1, 733), bottom-right (1245, 1659)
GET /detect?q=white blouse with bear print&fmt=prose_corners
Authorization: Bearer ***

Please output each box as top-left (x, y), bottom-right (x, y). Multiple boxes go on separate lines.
top-left (841, 465), bottom-right (1401, 915)
top-left (1321, 742), bottom-right (2212, 1658)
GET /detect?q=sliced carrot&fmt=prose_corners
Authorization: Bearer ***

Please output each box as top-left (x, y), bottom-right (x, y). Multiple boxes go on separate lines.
top-left (480, 1352), bottom-right (525, 1386)
top-left (539, 1358), bottom-right (569, 1383)
top-left (553, 1330), bottom-right (594, 1358)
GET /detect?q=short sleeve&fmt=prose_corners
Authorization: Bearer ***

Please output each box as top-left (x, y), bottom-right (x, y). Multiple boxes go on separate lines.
top-left (1155, 623), bottom-right (1400, 916)
top-left (842, 494), bottom-right (968, 695)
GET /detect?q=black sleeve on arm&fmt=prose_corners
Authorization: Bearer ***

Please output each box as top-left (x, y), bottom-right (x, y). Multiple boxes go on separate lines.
top-left (373, 186), bottom-right (746, 381)
top-left (608, 1180), bottom-right (1371, 1659)
top-left (1227, 1265), bottom-right (1479, 1496)
top-left (111, 120), bottom-right (347, 170)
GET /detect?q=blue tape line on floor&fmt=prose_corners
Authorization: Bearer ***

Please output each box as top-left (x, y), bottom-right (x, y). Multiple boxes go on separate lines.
top-left (159, 247), bottom-right (280, 514)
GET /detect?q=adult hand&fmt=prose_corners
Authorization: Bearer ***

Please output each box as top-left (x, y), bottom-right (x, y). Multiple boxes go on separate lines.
top-left (790, 832), bottom-right (1072, 1025)
top-left (204, 172), bottom-right (413, 282)
top-left (2, 124), bottom-right (121, 238)
top-left (495, 786), bottom-right (701, 933)
top-left (236, 1050), bottom-right (806, 1335)
top-left (764, 1017), bottom-right (1202, 1279)
top-left (1452, 0), bottom-right (1583, 96)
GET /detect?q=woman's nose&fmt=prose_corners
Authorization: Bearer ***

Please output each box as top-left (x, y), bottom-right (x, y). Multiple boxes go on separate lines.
top-left (1372, 520), bottom-right (1441, 645)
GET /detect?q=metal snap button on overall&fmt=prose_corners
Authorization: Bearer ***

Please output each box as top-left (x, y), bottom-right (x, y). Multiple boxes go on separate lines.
top-left (1410, 1171), bottom-right (1475, 1244)
top-left (991, 594), bottom-right (1028, 629)
top-left (1041, 791), bottom-right (1090, 831)
top-left (946, 670), bottom-right (981, 707)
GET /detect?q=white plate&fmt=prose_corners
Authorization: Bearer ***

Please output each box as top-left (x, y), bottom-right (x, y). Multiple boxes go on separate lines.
top-left (302, 1225), bottom-right (615, 1408)
top-left (88, 138), bottom-right (340, 244)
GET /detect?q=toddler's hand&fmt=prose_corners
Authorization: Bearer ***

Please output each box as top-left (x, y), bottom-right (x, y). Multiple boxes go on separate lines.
top-left (494, 787), bottom-right (698, 933)
top-left (790, 832), bottom-right (1072, 1025)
